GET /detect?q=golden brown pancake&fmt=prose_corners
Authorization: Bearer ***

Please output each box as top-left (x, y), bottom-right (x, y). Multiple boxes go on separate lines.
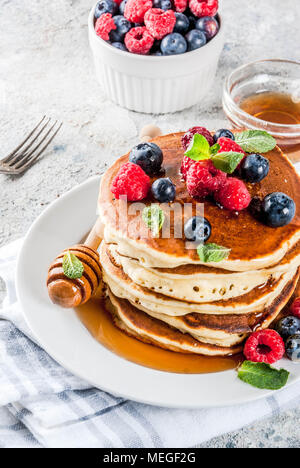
top-left (107, 291), bottom-right (243, 356)
top-left (101, 241), bottom-right (297, 315)
top-left (130, 268), bottom-right (299, 347)
top-left (99, 132), bottom-right (300, 270)
top-left (108, 241), bottom-right (300, 303)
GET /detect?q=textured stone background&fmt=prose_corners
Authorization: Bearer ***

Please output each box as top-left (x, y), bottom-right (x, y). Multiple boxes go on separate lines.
top-left (1, 0), bottom-right (300, 448)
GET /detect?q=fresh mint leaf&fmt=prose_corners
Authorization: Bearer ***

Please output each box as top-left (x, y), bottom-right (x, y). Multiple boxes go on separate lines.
top-left (210, 143), bottom-right (220, 156)
top-left (197, 243), bottom-right (230, 263)
top-left (184, 134), bottom-right (211, 161)
top-left (62, 251), bottom-right (84, 279)
top-left (211, 152), bottom-right (244, 174)
top-left (235, 130), bottom-right (276, 153)
top-left (142, 205), bottom-right (165, 236)
top-left (238, 361), bottom-right (289, 390)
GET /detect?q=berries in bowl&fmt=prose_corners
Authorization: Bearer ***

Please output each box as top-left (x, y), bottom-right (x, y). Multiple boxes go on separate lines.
top-left (88, 0), bottom-right (224, 113)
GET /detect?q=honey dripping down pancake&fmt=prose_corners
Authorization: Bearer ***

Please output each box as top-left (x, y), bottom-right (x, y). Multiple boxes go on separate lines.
top-left (75, 129), bottom-right (300, 366)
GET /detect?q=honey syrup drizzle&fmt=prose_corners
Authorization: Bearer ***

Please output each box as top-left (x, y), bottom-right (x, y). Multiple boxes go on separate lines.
top-left (76, 298), bottom-right (243, 374)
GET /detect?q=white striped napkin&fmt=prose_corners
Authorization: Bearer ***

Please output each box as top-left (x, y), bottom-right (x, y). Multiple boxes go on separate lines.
top-left (1, 238), bottom-right (300, 448)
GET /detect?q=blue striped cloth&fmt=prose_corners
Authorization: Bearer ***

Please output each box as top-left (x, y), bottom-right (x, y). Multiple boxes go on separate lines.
top-left (1, 239), bottom-right (300, 448)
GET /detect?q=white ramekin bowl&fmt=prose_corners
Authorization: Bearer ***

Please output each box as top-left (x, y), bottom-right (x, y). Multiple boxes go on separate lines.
top-left (88, 4), bottom-right (225, 114)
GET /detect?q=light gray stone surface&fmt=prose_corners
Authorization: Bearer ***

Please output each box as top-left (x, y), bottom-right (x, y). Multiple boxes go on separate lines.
top-left (0, 0), bottom-right (300, 448)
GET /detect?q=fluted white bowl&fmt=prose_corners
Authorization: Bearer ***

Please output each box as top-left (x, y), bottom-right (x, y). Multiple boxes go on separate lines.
top-left (88, 3), bottom-right (225, 114)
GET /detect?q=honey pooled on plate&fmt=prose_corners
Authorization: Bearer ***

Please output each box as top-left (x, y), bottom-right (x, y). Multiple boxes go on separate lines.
top-left (76, 298), bottom-right (243, 375)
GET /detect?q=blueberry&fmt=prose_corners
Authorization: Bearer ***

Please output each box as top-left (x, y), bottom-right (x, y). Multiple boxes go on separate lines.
top-left (187, 15), bottom-right (196, 30)
top-left (111, 41), bottom-right (127, 51)
top-left (184, 216), bottom-right (211, 243)
top-left (109, 15), bottom-right (131, 42)
top-left (213, 128), bottom-right (235, 143)
top-left (195, 16), bottom-right (219, 40)
top-left (95, 0), bottom-right (118, 19)
top-left (261, 192), bottom-right (296, 227)
top-left (153, 0), bottom-right (173, 10)
top-left (151, 178), bottom-right (176, 203)
top-left (129, 142), bottom-right (163, 175)
top-left (275, 316), bottom-right (300, 341)
top-left (185, 29), bottom-right (206, 51)
top-left (119, 0), bottom-right (127, 16)
top-left (151, 39), bottom-right (162, 53)
top-left (161, 33), bottom-right (187, 55)
top-left (174, 13), bottom-right (190, 34)
top-left (240, 154), bottom-right (269, 183)
top-left (286, 334), bottom-right (300, 362)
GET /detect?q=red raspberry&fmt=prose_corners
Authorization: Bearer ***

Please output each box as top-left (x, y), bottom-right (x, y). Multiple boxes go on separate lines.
top-left (124, 0), bottom-right (152, 23)
top-left (181, 126), bottom-right (214, 151)
top-left (214, 177), bottom-right (251, 211)
top-left (125, 27), bottom-right (154, 54)
top-left (244, 329), bottom-right (285, 364)
top-left (180, 156), bottom-right (195, 180)
top-left (95, 13), bottom-right (116, 41)
top-left (174, 0), bottom-right (188, 12)
top-left (111, 162), bottom-right (150, 201)
top-left (186, 160), bottom-right (227, 199)
top-left (144, 8), bottom-right (176, 40)
top-left (189, 0), bottom-right (219, 18)
top-left (291, 298), bottom-right (300, 319)
top-left (217, 137), bottom-right (245, 155)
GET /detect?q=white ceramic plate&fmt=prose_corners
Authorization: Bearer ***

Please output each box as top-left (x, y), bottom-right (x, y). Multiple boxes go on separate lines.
top-left (16, 176), bottom-right (300, 408)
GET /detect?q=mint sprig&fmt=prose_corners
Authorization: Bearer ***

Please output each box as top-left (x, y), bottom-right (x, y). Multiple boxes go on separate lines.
top-left (238, 361), bottom-right (289, 390)
top-left (197, 243), bottom-right (230, 263)
top-left (62, 251), bottom-right (84, 279)
top-left (142, 205), bottom-right (165, 236)
top-left (211, 151), bottom-right (245, 174)
top-left (235, 130), bottom-right (276, 153)
top-left (184, 133), bottom-right (243, 174)
top-left (184, 134), bottom-right (211, 161)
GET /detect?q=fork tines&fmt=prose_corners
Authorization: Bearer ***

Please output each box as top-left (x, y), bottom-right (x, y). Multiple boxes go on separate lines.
top-left (0, 116), bottom-right (63, 174)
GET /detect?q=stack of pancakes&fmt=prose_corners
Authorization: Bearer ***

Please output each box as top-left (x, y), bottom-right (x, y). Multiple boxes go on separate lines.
top-left (98, 133), bottom-right (300, 356)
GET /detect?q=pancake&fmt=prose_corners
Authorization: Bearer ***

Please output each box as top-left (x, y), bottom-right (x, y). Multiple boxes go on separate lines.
top-left (107, 266), bottom-right (298, 355)
top-left (108, 242), bottom-right (300, 302)
top-left (101, 241), bottom-right (297, 315)
top-left (97, 129), bottom-right (300, 357)
top-left (128, 268), bottom-right (299, 347)
top-left (107, 291), bottom-right (243, 356)
top-left (99, 132), bottom-right (300, 271)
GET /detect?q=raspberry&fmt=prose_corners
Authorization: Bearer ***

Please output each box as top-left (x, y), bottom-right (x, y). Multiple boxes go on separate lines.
top-left (180, 156), bottom-right (195, 180)
top-left (291, 298), bottom-right (300, 319)
top-left (214, 177), bottom-right (251, 211)
top-left (95, 13), bottom-right (116, 41)
top-left (124, 0), bottom-right (152, 23)
top-left (174, 0), bottom-right (188, 12)
top-left (181, 126), bottom-right (214, 151)
top-left (218, 137), bottom-right (245, 156)
top-left (125, 26), bottom-right (154, 54)
top-left (189, 0), bottom-right (219, 18)
top-left (186, 160), bottom-right (227, 199)
top-left (244, 330), bottom-right (285, 364)
top-left (111, 162), bottom-right (150, 201)
top-left (144, 8), bottom-right (176, 40)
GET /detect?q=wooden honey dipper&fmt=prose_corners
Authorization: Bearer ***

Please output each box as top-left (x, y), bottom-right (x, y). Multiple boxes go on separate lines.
top-left (47, 218), bottom-right (103, 308)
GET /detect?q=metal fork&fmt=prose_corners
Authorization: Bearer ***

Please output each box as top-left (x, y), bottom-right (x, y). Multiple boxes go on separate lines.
top-left (0, 116), bottom-right (63, 175)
